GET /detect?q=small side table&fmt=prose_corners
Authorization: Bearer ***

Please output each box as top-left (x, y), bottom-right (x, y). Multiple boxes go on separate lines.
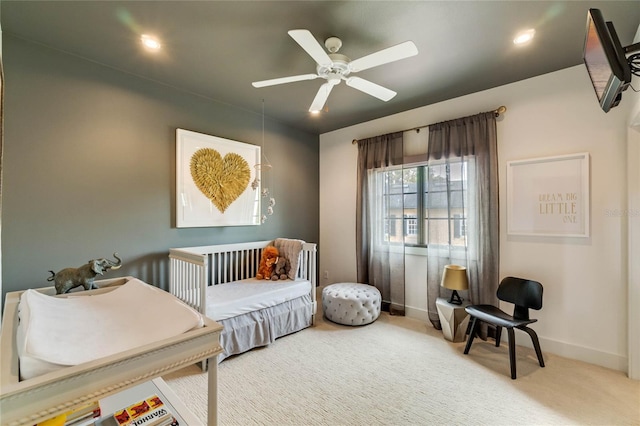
top-left (436, 297), bottom-right (470, 342)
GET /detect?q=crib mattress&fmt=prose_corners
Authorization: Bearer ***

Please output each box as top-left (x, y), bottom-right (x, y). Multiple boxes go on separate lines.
top-left (17, 278), bottom-right (204, 380)
top-left (206, 278), bottom-right (311, 321)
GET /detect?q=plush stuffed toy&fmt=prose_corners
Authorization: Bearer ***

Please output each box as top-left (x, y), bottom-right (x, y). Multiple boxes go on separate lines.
top-left (270, 256), bottom-right (291, 281)
top-left (256, 246), bottom-right (279, 280)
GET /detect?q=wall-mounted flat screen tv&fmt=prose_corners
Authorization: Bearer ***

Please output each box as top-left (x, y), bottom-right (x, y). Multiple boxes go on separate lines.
top-left (582, 8), bottom-right (631, 112)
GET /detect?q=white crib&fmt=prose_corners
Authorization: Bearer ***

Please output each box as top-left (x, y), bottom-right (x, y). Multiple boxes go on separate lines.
top-left (169, 240), bottom-right (317, 363)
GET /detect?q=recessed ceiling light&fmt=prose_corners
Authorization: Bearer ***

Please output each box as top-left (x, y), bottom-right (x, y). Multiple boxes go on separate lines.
top-left (310, 110), bottom-right (321, 115)
top-left (141, 34), bottom-right (161, 50)
top-left (513, 29), bottom-right (535, 45)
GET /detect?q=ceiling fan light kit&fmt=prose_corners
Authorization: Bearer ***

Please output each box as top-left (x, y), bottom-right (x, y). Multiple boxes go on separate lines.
top-left (252, 29), bottom-right (418, 112)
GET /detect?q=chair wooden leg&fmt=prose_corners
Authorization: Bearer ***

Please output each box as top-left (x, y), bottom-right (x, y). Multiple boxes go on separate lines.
top-left (522, 326), bottom-right (545, 368)
top-left (507, 327), bottom-right (516, 379)
top-left (464, 317), bottom-right (480, 354)
top-left (495, 326), bottom-right (502, 347)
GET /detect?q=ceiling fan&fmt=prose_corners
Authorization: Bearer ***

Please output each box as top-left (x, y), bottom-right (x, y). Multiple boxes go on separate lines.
top-left (252, 29), bottom-right (419, 112)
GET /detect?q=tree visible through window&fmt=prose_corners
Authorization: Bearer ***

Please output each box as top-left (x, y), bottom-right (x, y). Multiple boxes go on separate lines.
top-left (379, 159), bottom-right (467, 247)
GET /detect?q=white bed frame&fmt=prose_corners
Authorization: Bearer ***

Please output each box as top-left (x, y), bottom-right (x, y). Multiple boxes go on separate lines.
top-left (0, 277), bottom-right (223, 426)
top-left (169, 240), bottom-right (317, 361)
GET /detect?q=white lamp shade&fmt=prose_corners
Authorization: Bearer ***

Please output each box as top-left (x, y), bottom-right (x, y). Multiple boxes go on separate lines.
top-left (441, 265), bottom-right (469, 291)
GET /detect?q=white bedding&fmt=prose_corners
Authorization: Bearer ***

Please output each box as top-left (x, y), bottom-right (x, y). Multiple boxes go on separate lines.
top-left (206, 278), bottom-right (311, 321)
top-left (17, 278), bottom-right (204, 380)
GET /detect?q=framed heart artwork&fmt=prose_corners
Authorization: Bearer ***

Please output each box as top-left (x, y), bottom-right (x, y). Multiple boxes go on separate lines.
top-left (176, 129), bottom-right (261, 227)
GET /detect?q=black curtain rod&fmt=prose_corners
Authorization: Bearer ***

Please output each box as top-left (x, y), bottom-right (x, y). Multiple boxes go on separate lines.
top-left (351, 105), bottom-right (507, 145)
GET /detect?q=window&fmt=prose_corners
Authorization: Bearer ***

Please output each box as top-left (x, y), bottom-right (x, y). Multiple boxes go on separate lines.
top-left (405, 214), bottom-right (418, 236)
top-left (379, 159), bottom-right (468, 247)
top-left (453, 214), bottom-right (466, 239)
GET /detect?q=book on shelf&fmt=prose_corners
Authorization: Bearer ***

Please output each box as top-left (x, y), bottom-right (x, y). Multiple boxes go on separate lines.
top-left (36, 401), bottom-right (101, 426)
top-left (96, 394), bottom-right (178, 426)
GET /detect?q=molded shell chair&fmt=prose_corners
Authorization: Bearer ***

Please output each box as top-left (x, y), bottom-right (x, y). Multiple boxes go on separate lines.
top-left (463, 277), bottom-right (545, 379)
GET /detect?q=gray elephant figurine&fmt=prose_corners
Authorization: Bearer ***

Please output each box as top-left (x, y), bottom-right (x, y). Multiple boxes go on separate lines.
top-left (48, 253), bottom-right (123, 294)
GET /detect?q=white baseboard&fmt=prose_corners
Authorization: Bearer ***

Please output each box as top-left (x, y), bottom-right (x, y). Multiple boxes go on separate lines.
top-left (405, 305), bottom-right (429, 322)
top-left (515, 335), bottom-right (628, 374)
top-left (405, 307), bottom-right (629, 374)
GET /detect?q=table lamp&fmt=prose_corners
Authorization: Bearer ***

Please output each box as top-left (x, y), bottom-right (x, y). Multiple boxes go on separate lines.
top-left (441, 264), bottom-right (469, 305)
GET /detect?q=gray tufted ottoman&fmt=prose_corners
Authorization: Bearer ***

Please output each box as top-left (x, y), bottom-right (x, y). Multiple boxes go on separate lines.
top-left (322, 283), bottom-right (381, 326)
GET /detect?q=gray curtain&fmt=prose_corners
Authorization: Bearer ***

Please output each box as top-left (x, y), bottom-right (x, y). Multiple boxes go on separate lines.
top-left (426, 111), bottom-right (499, 331)
top-left (0, 55), bottom-right (4, 306)
top-left (356, 132), bottom-right (406, 315)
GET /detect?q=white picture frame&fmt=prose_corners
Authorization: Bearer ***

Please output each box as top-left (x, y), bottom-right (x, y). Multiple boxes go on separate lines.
top-left (176, 129), bottom-right (261, 228)
top-left (507, 152), bottom-right (590, 237)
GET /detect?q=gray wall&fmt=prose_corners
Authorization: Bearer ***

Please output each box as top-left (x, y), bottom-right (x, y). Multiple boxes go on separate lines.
top-left (1, 36), bottom-right (319, 297)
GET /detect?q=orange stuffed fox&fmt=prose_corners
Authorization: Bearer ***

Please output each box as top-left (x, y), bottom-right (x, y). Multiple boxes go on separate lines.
top-left (256, 246), bottom-right (279, 280)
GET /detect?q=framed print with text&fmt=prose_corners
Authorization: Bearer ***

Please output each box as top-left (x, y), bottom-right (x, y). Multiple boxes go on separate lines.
top-left (507, 152), bottom-right (590, 237)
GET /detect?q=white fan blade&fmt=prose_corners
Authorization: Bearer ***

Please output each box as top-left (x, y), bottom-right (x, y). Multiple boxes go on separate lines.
top-left (349, 41), bottom-right (418, 72)
top-left (346, 77), bottom-right (396, 101)
top-left (252, 73), bottom-right (318, 88)
top-left (288, 29), bottom-right (333, 67)
top-left (309, 82), bottom-right (334, 112)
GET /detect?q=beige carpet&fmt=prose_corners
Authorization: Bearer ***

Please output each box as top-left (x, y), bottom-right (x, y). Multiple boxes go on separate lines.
top-left (164, 309), bottom-right (639, 426)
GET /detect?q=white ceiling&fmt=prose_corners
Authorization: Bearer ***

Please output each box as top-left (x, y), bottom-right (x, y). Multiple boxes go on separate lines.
top-left (2, 1), bottom-right (639, 134)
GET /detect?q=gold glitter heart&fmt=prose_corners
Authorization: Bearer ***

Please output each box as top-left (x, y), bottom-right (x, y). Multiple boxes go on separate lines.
top-left (190, 148), bottom-right (250, 213)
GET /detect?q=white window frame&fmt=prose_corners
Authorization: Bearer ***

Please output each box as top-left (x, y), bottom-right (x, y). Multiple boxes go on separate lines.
top-left (374, 158), bottom-right (472, 258)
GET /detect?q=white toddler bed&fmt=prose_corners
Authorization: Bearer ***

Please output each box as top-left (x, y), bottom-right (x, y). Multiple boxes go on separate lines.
top-left (169, 239), bottom-right (317, 363)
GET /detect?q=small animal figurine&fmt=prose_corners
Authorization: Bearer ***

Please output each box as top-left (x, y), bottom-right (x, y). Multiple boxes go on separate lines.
top-left (48, 253), bottom-right (122, 294)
